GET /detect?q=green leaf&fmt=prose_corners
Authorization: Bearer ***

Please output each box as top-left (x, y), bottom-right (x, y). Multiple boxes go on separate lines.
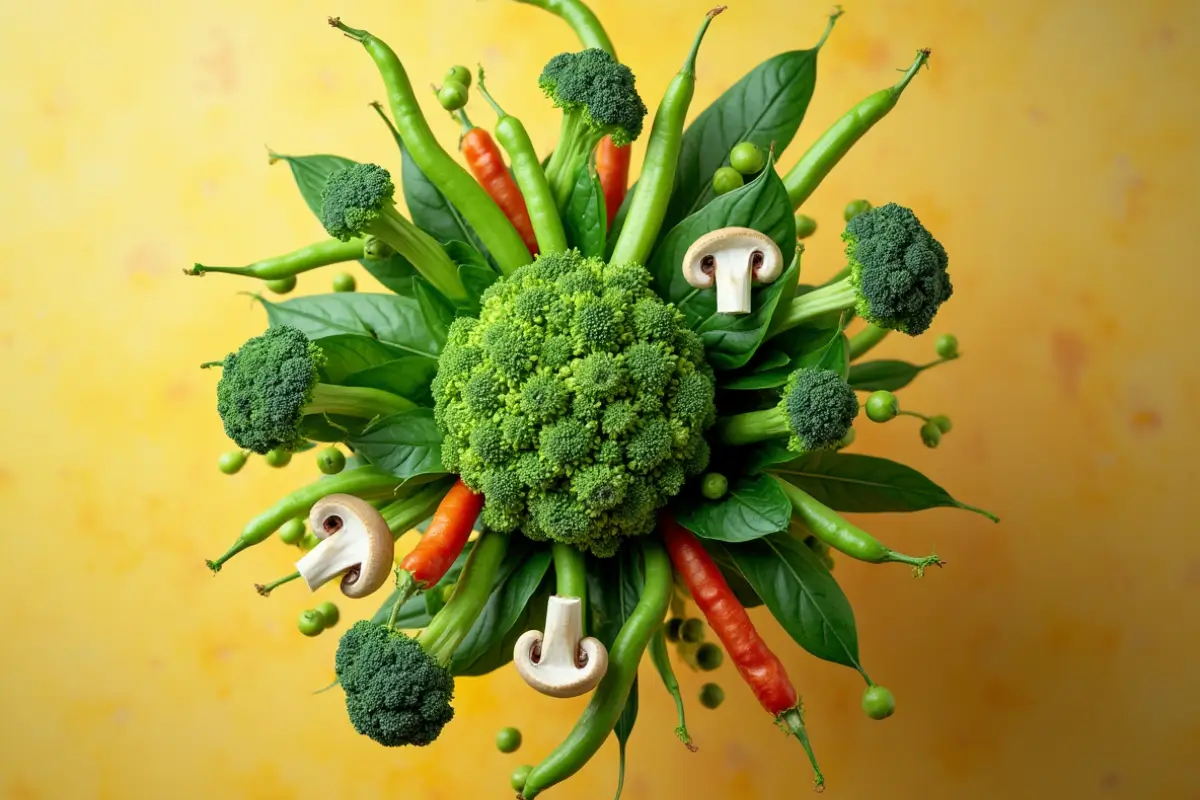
top-left (660, 47), bottom-right (820, 238)
top-left (675, 473), bottom-right (791, 542)
top-left (256, 293), bottom-right (443, 361)
top-left (415, 279), bottom-right (455, 351)
top-left (563, 163), bottom-right (607, 258)
top-left (399, 139), bottom-right (489, 256)
top-left (721, 318), bottom-right (845, 390)
top-left (613, 678), bottom-right (638, 800)
top-left (270, 152), bottom-right (357, 219)
top-left (348, 408), bottom-right (445, 479)
top-left (587, 545), bottom-right (645, 651)
top-left (704, 543), bottom-right (764, 608)
top-left (767, 451), bottom-right (1000, 521)
top-left (848, 360), bottom-right (923, 392)
top-left (717, 534), bottom-right (864, 673)
top-left (341, 357), bottom-right (439, 407)
top-left (361, 254), bottom-right (423, 297)
top-left (371, 541), bottom-right (477, 629)
top-left (649, 160), bottom-right (797, 370)
top-left (312, 334), bottom-right (413, 384)
top-left (456, 578), bottom-right (553, 677)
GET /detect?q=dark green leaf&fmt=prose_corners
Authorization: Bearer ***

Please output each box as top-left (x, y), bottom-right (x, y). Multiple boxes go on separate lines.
top-left (740, 439), bottom-right (800, 474)
top-left (371, 541), bottom-right (477, 629)
top-left (348, 408), bottom-right (444, 479)
top-left (563, 164), bottom-right (607, 258)
top-left (848, 360), bottom-right (923, 392)
top-left (613, 678), bottom-right (638, 800)
top-left (270, 152), bottom-right (357, 219)
top-left (456, 578), bottom-right (553, 677)
top-left (768, 451), bottom-right (1000, 521)
top-left (604, 179), bottom-right (636, 259)
top-left (341, 357), bottom-right (439, 407)
top-left (721, 319), bottom-right (843, 390)
top-left (257, 293), bottom-right (443, 361)
top-left (415, 280), bottom-right (454, 351)
top-left (587, 546), bottom-right (645, 650)
top-left (704, 543), bottom-right (764, 608)
top-left (717, 534), bottom-right (863, 672)
top-left (443, 240), bottom-right (497, 317)
top-left (299, 415), bottom-right (366, 443)
top-left (361, 254), bottom-right (422, 297)
top-left (399, 139), bottom-right (489, 257)
top-left (675, 473), bottom-right (791, 542)
top-left (312, 334), bottom-right (412, 384)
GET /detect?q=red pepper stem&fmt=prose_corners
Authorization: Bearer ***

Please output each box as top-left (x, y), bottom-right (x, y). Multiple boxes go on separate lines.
top-left (781, 708), bottom-right (825, 792)
top-left (385, 570), bottom-right (418, 631)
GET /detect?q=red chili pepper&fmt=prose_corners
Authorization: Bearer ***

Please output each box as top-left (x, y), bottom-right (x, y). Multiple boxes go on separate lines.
top-left (400, 479), bottom-right (483, 589)
top-left (455, 109), bottom-right (540, 257)
top-left (661, 515), bottom-right (825, 792)
top-left (594, 135), bottom-right (631, 224)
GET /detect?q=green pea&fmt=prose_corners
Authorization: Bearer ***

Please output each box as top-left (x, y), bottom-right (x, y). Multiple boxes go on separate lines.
top-left (729, 141), bottom-right (765, 175)
top-left (315, 601), bottom-right (340, 629)
top-left (446, 65), bottom-right (472, 89)
top-left (865, 391), bottom-right (899, 423)
top-left (700, 472), bottom-right (728, 500)
top-left (862, 685), bottom-right (895, 720)
top-left (316, 447), bottom-right (346, 475)
top-left (299, 531), bottom-right (320, 551)
top-left (437, 80), bottom-right (469, 112)
top-left (696, 643), bottom-right (724, 671)
top-left (930, 414), bottom-right (953, 434)
top-left (277, 518), bottom-right (307, 546)
top-left (510, 765), bottom-right (532, 792)
top-left (332, 272), bottom-right (357, 293)
top-left (664, 617), bottom-right (684, 643)
top-left (712, 166), bottom-right (745, 196)
top-left (496, 726), bottom-right (523, 754)
top-left (920, 422), bottom-right (942, 449)
top-left (794, 213), bottom-right (818, 239)
top-left (699, 683), bottom-right (725, 709)
top-left (680, 618), bottom-right (705, 644)
top-left (362, 236), bottom-right (394, 261)
top-left (217, 450), bottom-right (247, 475)
top-left (844, 199), bottom-right (873, 222)
top-left (838, 427), bottom-right (856, 449)
top-left (935, 333), bottom-right (959, 359)
top-left (297, 610), bottom-right (324, 638)
top-left (265, 276), bottom-right (297, 295)
top-left (264, 447), bottom-right (292, 468)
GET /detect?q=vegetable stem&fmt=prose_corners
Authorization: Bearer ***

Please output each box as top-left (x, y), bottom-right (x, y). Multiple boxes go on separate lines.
top-left (255, 571), bottom-right (300, 596)
top-left (767, 278), bottom-right (858, 338)
top-left (848, 324), bottom-right (890, 360)
top-left (306, 383), bottom-right (416, 420)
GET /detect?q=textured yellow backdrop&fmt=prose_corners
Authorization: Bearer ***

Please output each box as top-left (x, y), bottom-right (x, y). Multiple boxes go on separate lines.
top-left (2, 0), bottom-right (1197, 797)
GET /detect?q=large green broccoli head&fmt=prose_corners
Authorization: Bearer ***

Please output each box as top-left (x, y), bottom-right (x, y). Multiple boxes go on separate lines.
top-left (781, 367), bottom-right (859, 453)
top-left (845, 202), bottom-right (952, 336)
top-left (538, 49), bottom-right (648, 146)
top-left (215, 325), bottom-right (323, 455)
top-left (431, 250), bottom-right (716, 557)
top-left (334, 621), bottom-right (455, 748)
top-left (320, 162), bottom-right (395, 242)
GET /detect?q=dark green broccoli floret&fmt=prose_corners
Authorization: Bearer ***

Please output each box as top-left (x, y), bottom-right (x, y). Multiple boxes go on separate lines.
top-left (539, 49), bottom-right (648, 209)
top-left (319, 163), bottom-right (468, 302)
top-left (216, 325), bottom-right (413, 454)
top-left (715, 367), bottom-right (858, 453)
top-left (771, 203), bottom-right (952, 337)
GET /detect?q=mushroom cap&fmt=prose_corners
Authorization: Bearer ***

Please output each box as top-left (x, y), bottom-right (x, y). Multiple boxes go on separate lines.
top-left (306, 493), bottom-right (394, 598)
top-left (681, 226), bottom-right (785, 288)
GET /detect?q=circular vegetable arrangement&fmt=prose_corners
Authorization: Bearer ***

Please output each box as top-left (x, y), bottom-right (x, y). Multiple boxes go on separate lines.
top-left (192, 3), bottom-right (998, 796)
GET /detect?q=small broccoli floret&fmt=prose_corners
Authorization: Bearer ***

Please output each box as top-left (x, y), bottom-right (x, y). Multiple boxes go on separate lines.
top-left (319, 163), bottom-right (468, 302)
top-left (215, 325), bottom-right (413, 454)
top-left (771, 203), bottom-right (952, 337)
top-left (715, 367), bottom-right (858, 453)
top-left (539, 49), bottom-right (648, 208)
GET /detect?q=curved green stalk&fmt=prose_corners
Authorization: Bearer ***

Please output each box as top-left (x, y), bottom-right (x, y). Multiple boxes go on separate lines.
top-left (514, 0), bottom-right (616, 56)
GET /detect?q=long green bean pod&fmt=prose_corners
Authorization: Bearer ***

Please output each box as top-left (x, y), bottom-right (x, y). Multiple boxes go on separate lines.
top-left (187, 238), bottom-right (366, 280)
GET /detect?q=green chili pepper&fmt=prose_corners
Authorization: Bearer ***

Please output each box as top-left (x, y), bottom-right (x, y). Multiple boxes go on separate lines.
top-left (513, 0), bottom-right (616, 56)
top-left (783, 49), bottom-right (930, 209)
top-left (608, 7), bottom-right (724, 268)
top-left (328, 18), bottom-right (532, 274)
top-left (775, 478), bottom-right (943, 575)
top-left (476, 69), bottom-right (569, 255)
top-left (205, 465), bottom-right (403, 572)
top-left (848, 323), bottom-right (891, 361)
top-left (648, 627), bottom-right (697, 750)
top-left (187, 238), bottom-right (365, 280)
top-left (520, 538), bottom-right (672, 799)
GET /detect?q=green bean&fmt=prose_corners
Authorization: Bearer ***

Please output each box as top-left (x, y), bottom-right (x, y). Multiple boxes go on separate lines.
top-left (648, 627), bottom-right (696, 750)
top-left (513, 0), bottom-right (616, 56)
top-left (186, 238), bottom-right (365, 280)
top-left (848, 323), bottom-right (891, 360)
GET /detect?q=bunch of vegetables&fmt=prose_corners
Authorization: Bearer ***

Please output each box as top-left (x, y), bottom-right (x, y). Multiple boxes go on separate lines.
top-left (193, 1), bottom-right (997, 796)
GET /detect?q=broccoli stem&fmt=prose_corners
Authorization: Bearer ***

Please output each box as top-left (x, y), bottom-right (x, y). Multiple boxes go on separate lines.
top-left (848, 323), bottom-right (890, 361)
top-left (766, 278), bottom-right (858, 338)
top-left (306, 383), bottom-right (416, 420)
top-left (187, 238), bottom-right (366, 279)
top-left (714, 407), bottom-right (792, 447)
top-left (363, 210), bottom-right (468, 303)
top-left (544, 112), bottom-right (600, 209)
top-left (419, 529), bottom-right (510, 665)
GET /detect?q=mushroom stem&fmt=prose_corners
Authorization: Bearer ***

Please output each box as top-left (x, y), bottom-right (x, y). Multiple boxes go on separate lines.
top-left (514, 596), bottom-right (609, 698)
top-left (296, 533), bottom-right (368, 591)
top-left (714, 262), bottom-right (753, 315)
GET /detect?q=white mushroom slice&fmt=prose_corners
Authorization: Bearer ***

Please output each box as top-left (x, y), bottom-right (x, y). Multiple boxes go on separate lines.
top-left (514, 596), bottom-right (609, 698)
top-left (681, 227), bottom-right (785, 315)
top-left (294, 494), bottom-right (394, 598)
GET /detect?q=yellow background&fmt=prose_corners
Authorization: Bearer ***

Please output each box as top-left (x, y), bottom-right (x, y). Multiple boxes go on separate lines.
top-left (2, 0), bottom-right (1197, 797)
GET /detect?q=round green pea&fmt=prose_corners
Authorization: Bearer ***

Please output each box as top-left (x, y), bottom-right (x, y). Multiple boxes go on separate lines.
top-left (700, 472), bottom-right (729, 500)
top-left (680, 618), bottom-right (706, 644)
top-left (712, 166), bottom-right (745, 196)
top-left (794, 213), bottom-right (818, 239)
top-left (316, 447), bottom-right (346, 475)
top-left (446, 65), bottom-right (472, 89)
top-left (935, 333), bottom-right (959, 359)
top-left (865, 391), bottom-right (899, 423)
top-left (510, 765), bottom-right (532, 792)
top-left (265, 276), bottom-right (297, 295)
top-left (664, 617), bottom-right (684, 643)
top-left (729, 141), bottom-right (765, 175)
top-left (920, 421), bottom-right (942, 449)
top-left (297, 609), bottom-right (324, 638)
top-left (299, 531), bottom-right (320, 551)
top-left (332, 272), bottom-right (357, 293)
top-left (437, 80), bottom-right (469, 112)
top-left (862, 685), bottom-right (895, 720)
top-left (838, 427), bottom-right (857, 449)
top-left (264, 447), bottom-right (292, 468)
top-left (699, 683), bottom-right (725, 709)
top-left (315, 601), bottom-right (340, 629)
top-left (696, 643), bottom-right (724, 672)
top-left (217, 450), bottom-right (247, 475)
top-left (495, 726), bottom-right (522, 754)
top-left (931, 414), bottom-right (953, 434)
top-left (362, 236), bottom-right (394, 261)
top-left (844, 199), bottom-right (873, 222)
top-left (277, 518), bottom-right (307, 546)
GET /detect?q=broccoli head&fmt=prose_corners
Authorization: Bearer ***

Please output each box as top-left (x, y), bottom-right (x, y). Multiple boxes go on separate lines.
top-left (716, 367), bottom-right (859, 453)
top-left (335, 621), bottom-right (454, 747)
top-left (539, 49), bottom-right (648, 208)
top-left (431, 250), bottom-right (716, 557)
top-left (770, 203), bottom-right (952, 337)
top-left (216, 325), bottom-right (414, 454)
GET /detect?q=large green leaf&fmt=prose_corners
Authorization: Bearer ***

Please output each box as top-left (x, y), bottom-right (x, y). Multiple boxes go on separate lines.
top-left (675, 473), bottom-right (791, 542)
top-left (348, 409), bottom-right (445, 479)
top-left (563, 163), bottom-right (607, 258)
top-left (456, 578), bottom-right (553, 677)
top-left (718, 534), bottom-right (865, 673)
top-left (848, 360), bottom-right (923, 392)
top-left (721, 316), bottom-right (846, 390)
top-left (341, 357), bottom-right (439, 408)
top-left (360, 255), bottom-right (424, 297)
top-left (398, 139), bottom-right (490, 257)
top-left (415, 280), bottom-right (454, 352)
top-left (312, 334), bottom-right (413, 384)
top-left (767, 451), bottom-right (999, 521)
top-left (705, 542), bottom-right (764, 608)
top-left (256, 293), bottom-right (443, 361)
top-left (587, 545), bottom-right (645, 651)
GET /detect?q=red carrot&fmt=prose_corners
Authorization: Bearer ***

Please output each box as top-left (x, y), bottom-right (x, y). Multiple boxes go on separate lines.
top-left (595, 135), bottom-right (631, 224)
top-left (455, 109), bottom-right (540, 256)
top-left (394, 479), bottom-right (484, 601)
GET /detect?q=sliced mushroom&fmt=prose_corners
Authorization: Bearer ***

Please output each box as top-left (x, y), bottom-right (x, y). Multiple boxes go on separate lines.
top-left (514, 596), bottom-right (608, 698)
top-left (681, 227), bottom-right (785, 315)
top-left (293, 494), bottom-right (394, 599)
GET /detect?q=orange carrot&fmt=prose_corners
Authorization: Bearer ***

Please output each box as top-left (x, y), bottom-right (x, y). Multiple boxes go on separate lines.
top-left (456, 110), bottom-right (540, 256)
top-left (595, 135), bottom-right (632, 224)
